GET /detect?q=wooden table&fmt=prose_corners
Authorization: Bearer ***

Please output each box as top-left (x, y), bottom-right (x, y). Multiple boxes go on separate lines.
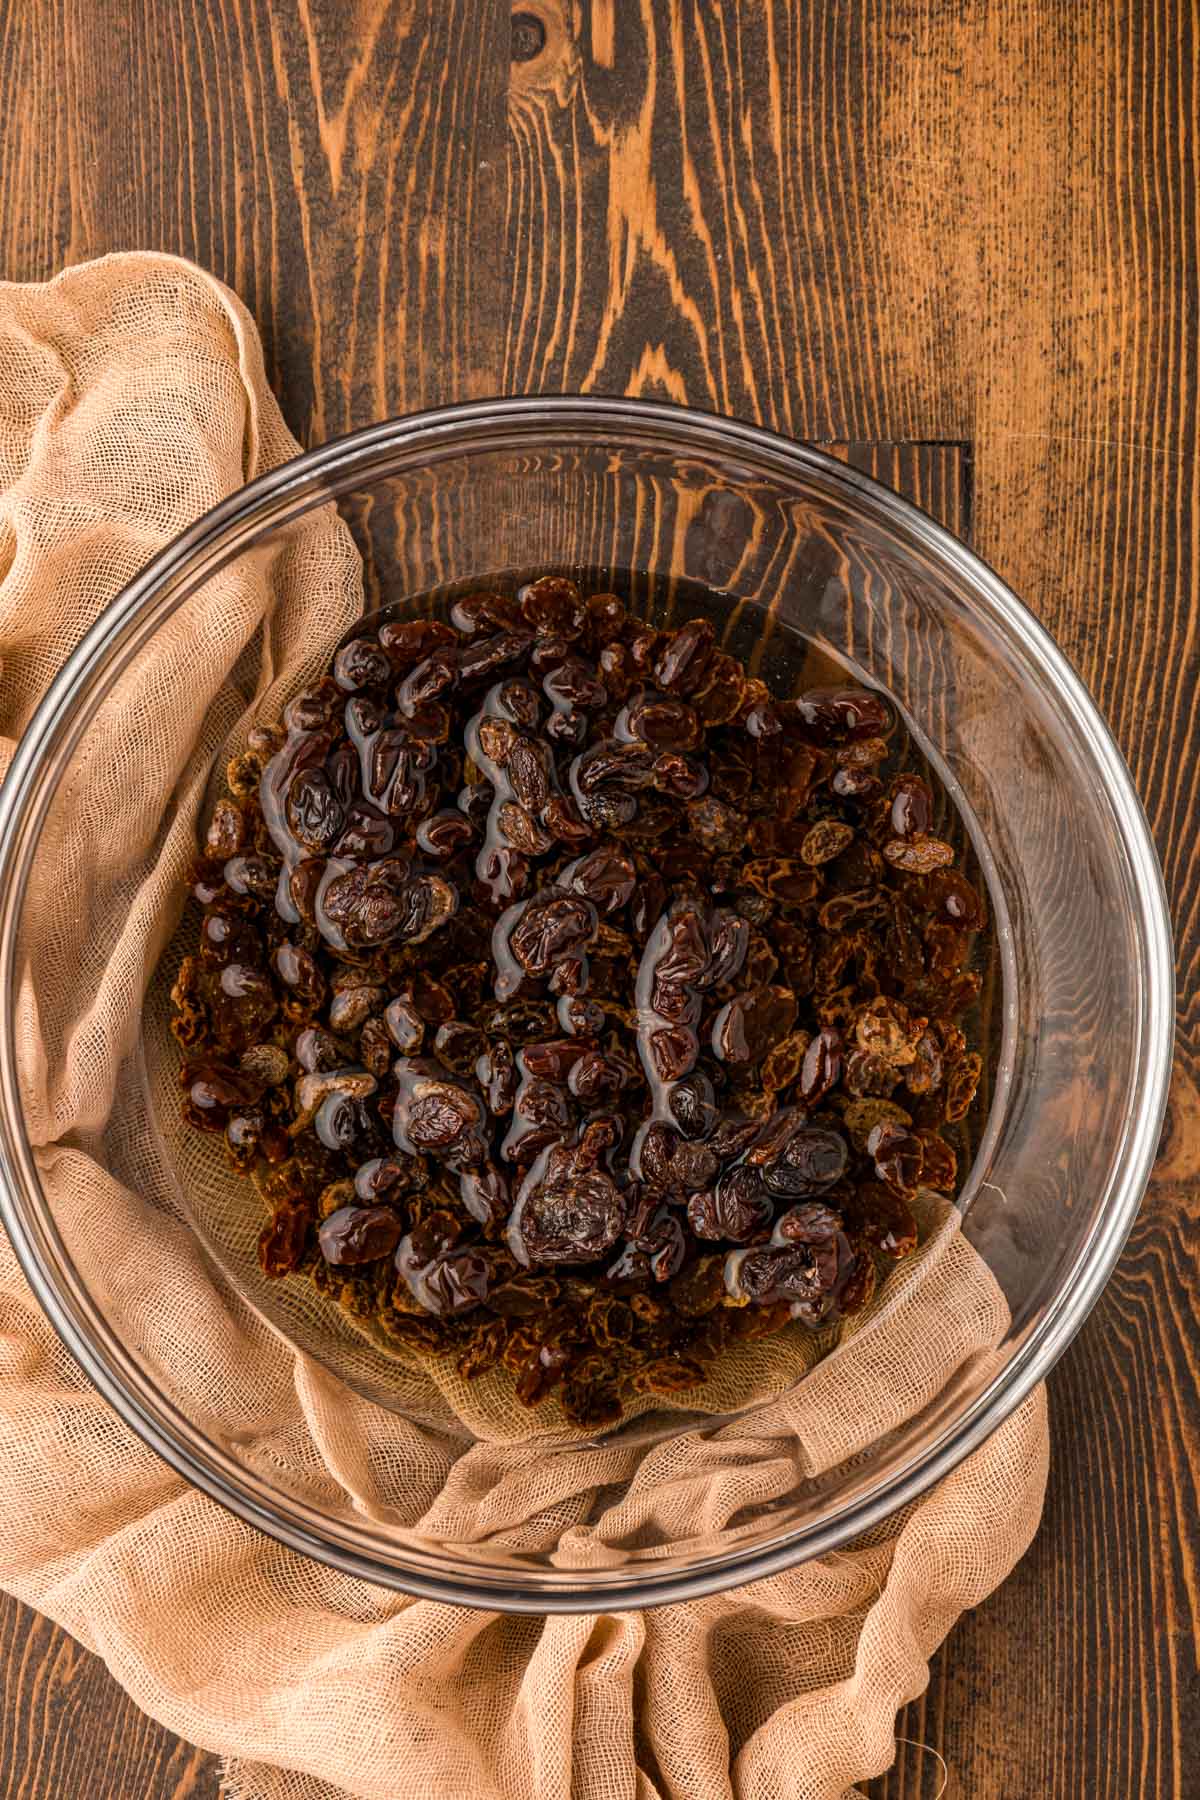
top-left (1, 2), bottom-right (1196, 1795)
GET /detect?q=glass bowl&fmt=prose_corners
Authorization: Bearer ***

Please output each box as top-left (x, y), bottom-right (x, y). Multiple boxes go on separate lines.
top-left (0, 398), bottom-right (1173, 1610)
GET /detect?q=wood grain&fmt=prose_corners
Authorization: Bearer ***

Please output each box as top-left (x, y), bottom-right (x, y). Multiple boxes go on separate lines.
top-left (0, 1), bottom-right (1197, 1796)
top-left (0, 1590), bottom-right (217, 1800)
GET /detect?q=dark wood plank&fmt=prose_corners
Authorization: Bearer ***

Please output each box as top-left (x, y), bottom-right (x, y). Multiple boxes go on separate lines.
top-left (0, 1590), bottom-right (218, 1800)
top-left (0, 1), bottom-right (1196, 1797)
top-left (863, 4), bottom-right (1200, 1791)
top-left (0, 0), bottom-right (513, 437)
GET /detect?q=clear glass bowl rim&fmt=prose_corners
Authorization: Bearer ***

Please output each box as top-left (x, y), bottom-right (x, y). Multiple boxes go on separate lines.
top-left (0, 396), bottom-right (1175, 1611)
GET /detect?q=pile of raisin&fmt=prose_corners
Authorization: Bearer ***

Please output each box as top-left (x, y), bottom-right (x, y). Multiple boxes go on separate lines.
top-left (171, 578), bottom-right (987, 1428)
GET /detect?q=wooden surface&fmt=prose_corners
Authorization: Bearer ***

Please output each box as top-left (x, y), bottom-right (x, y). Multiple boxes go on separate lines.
top-left (0, 1), bottom-right (1196, 1795)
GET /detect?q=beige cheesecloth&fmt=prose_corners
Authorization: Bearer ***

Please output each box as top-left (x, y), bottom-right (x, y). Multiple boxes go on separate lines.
top-left (0, 252), bottom-right (1049, 1800)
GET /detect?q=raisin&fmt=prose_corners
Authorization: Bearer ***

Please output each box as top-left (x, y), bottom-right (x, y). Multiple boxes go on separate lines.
top-left (653, 618), bottom-right (714, 694)
top-left (844, 1049), bottom-right (900, 1098)
top-left (626, 1199), bottom-right (687, 1281)
top-left (334, 636), bottom-right (393, 691)
top-left (451, 591), bottom-right (524, 636)
top-left (711, 986), bottom-right (798, 1065)
top-left (945, 1052), bottom-right (983, 1121)
top-left (687, 1166), bottom-right (773, 1243)
top-left (618, 694), bottom-right (703, 751)
top-left (384, 999), bottom-right (425, 1053)
top-left (562, 847), bottom-right (637, 913)
top-left (791, 686), bottom-right (892, 742)
top-left (503, 888), bottom-right (596, 983)
top-left (846, 1183), bottom-right (918, 1259)
top-left (867, 1121), bottom-right (924, 1193)
top-left (460, 1164), bottom-right (509, 1230)
top-left (916, 1131), bottom-right (957, 1191)
top-left (273, 942), bottom-right (325, 1008)
top-left (258, 1205), bottom-right (310, 1277)
top-left (398, 1238), bottom-right (494, 1316)
top-left (520, 575), bottom-right (585, 638)
top-left (666, 1071), bottom-right (720, 1139)
top-left (906, 1030), bottom-right (945, 1094)
top-left (760, 1124), bottom-right (849, 1198)
top-left (328, 984), bottom-right (383, 1033)
top-left (434, 1020), bottom-right (487, 1077)
top-left (882, 834), bottom-right (955, 874)
top-left (854, 996), bottom-right (925, 1067)
top-left (889, 774), bottom-right (933, 838)
top-left (318, 1205), bottom-right (404, 1266)
top-left (843, 1096), bottom-right (913, 1152)
top-left (757, 1030), bottom-right (806, 1093)
top-left (799, 1026), bottom-right (843, 1104)
top-left (286, 768), bottom-right (345, 853)
top-left (477, 1039), bottom-right (517, 1113)
top-left (205, 798), bottom-right (245, 859)
top-left (200, 907), bottom-right (259, 966)
top-left (922, 868), bottom-right (987, 930)
top-left (800, 820), bottom-right (855, 866)
top-left (223, 853), bottom-right (280, 899)
top-left (831, 764), bottom-right (882, 800)
top-left (743, 858), bottom-right (821, 906)
top-left (182, 1063), bottom-right (262, 1131)
top-left (417, 809), bottom-right (476, 858)
top-left (508, 1139), bottom-right (627, 1266)
top-left (925, 921), bottom-right (969, 977)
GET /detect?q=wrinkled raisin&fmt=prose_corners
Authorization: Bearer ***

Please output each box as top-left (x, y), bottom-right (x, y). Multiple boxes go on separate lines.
top-left (799, 1026), bottom-right (843, 1104)
top-left (883, 834), bottom-right (955, 874)
top-left (800, 820), bottom-right (855, 866)
top-left (318, 1205), bottom-right (404, 1266)
top-left (711, 985), bottom-right (798, 1065)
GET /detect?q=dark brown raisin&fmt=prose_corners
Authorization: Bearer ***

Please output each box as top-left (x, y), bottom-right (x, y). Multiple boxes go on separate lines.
top-left (562, 847), bottom-right (637, 913)
top-left (889, 774), bottom-right (933, 838)
top-left (760, 1124), bottom-right (849, 1198)
top-left (653, 619), bottom-right (714, 695)
top-left (799, 1026), bottom-right (843, 1104)
top-left (791, 686), bottom-right (892, 743)
top-left (687, 1166), bottom-right (773, 1243)
top-left (318, 1205), bottom-right (404, 1266)
top-left (711, 986), bottom-right (798, 1065)
top-left (867, 1121), bottom-right (924, 1193)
